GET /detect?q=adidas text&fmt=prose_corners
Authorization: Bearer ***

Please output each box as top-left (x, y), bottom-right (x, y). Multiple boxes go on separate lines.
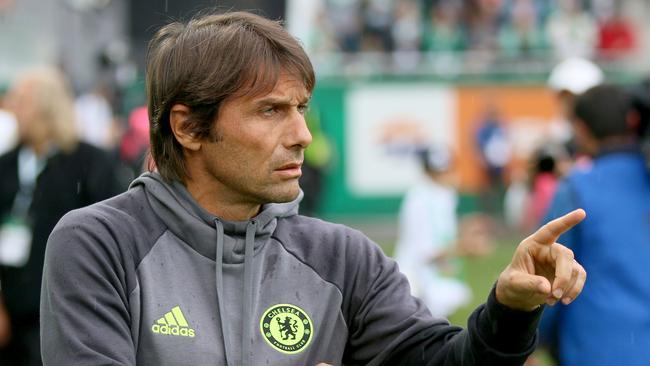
top-left (151, 324), bottom-right (195, 338)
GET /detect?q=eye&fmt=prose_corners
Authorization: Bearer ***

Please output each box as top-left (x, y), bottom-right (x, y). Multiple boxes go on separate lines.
top-left (297, 104), bottom-right (309, 115)
top-left (261, 106), bottom-right (278, 117)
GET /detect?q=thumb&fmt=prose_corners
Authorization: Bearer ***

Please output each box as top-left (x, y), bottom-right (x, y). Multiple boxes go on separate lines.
top-left (498, 269), bottom-right (552, 310)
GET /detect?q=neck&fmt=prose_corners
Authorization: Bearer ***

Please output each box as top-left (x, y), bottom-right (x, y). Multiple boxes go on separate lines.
top-left (596, 135), bottom-right (637, 154)
top-left (25, 139), bottom-right (50, 157)
top-left (184, 177), bottom-right (261, 221)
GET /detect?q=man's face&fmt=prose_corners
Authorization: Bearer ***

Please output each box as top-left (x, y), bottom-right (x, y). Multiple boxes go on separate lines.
top-left (196, 72), bottom-right (312, 206)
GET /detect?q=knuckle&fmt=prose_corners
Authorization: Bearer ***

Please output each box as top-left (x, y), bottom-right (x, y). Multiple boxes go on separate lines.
top-left (572, 265), bottom-right (580, 276)
top-left (562, 247), bottom-right (575, 259)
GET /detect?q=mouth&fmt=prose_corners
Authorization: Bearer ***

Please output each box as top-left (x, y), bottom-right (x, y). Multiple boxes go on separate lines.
top-left (274, 161), bottom-right (303, 178)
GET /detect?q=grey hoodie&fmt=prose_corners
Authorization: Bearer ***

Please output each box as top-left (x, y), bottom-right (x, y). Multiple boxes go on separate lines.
top-left (41, 172), bottom-right (541, 365)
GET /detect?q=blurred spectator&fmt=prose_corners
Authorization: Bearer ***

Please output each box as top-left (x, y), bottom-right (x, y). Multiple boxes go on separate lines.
top-left (393, 146), bottom-right (472, 317)
top-left (0, 104), bottom-right (17, 156)
top-left (74, 84), bottom-right (116, 150)
top-left (547, 57), bottom-right (604, 150)
top-left (118, 105), bottom-right (150, 182)
top-left (361, 0), bottom-right (394, 52)
top-left (421, 0), bottom-right (466, 53)
top-left (503, 165), bottom-right (528, 231)
top-left (497, 0), bottom-right (547, 59)
top-left (308, 8), bottom-right (340, 54)
top-left (464, 0), bottom-right (503, 60)
top-left (545, 0), bottom-right (597, 60)
top-left (594, 0), bottom-right (636, 60)
top-left (307, 0), bottom-right (641, 73)
top-left (0, 67), bottom-right (122, 366)
top-left (329, 0), bottom-right (364, 53)
top-left (628, 77), bottom-right (650, 169)
top-left (522, 144), bottom-right (569, 231)
top-left (539, 84), bottom-right (650, 366)
top-left (391, 0), bottom-right (421, 69)
top-left (421, 0), bottom-right (466, 74)
top-left (299, 108), bottom-right (333, 217)
top-left (475, 102), bottom-right (511, 217)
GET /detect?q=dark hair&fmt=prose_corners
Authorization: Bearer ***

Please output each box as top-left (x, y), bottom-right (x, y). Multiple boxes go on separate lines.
top-left (628, 77), bottom-right (650, 168)
top-left (146, 11), bottom-right (315, 182)
top-left (573, 84), bottom-right (631, 141)
top-left (417, 146), bottom-right (452, 173)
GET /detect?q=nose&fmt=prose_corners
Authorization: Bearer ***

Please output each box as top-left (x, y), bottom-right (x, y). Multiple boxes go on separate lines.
top-left (286, 110), bottom-right (312, 149)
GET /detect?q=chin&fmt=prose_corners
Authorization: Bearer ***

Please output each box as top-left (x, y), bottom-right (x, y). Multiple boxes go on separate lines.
top-left (264, 183), bottom-right (301, 203)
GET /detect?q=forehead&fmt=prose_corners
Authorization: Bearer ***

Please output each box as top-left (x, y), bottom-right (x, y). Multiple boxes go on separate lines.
top-left (238, 72), bottom-right (310, 104)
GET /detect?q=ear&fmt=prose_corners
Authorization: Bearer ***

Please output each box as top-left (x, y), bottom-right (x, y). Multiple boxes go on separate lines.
top-left (627, 109), bottom-right (641, 133)
top-left (572, 118), bottom-right (599, 154)
top-left (170, 104), bottom-right (201, 151)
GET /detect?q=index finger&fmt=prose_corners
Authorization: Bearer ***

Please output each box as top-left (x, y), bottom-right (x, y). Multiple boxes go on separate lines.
top-left (530, 209), bottom-right (586, 245)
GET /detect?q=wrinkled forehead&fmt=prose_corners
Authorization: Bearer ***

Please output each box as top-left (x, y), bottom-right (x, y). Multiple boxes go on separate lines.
top-left (231, 54), bottom-right (313, 102)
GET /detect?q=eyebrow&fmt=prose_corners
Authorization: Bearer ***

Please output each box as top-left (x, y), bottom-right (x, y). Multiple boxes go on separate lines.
top-left (253, 95), bottom-right (310, 107)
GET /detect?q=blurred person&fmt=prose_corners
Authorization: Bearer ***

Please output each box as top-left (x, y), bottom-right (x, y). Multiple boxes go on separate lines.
top-left (0, 101), bottom-right (18, 156)
top-left (522, 144), bottom-right (569, 232)
top-left (393, 147), bottom-right (472, 317)
top-left (421, 0), bottom-right (466, 74)
top-left (391, 0), bottom-right (421, 70)
top-left (118, 105), bottom-right (150, 182)
top-left (547, 57), bottom-right (604, 151)
top-left (594, 0), bottom-right (636, 61)
top-left (628, 77), bottom-right (650, 168)
top-left (545, 0), bottom-right (597, 60)
top-left (74, 84), bottom-right (116, 150)
top-left (497, 0), bottom-right (547, 59)
top-left (503, 165), bottom-right (529, 231)
top-left (464, 0), bottom-right (503, 66)
top-left (421, 0), bottom-right (466, 53)
top-left (538, 84), bottom-right (650, 366)
top-left (0, 67), bottom-right (122, 366)
top-left (475, 102), bottom-right (511, 217)
top-left (40, 11), bottom-right (588, 366)
top-left (328, 0), bottom-right (363, 53)
top-left (298, 108), bottom-right (332, 217)
top-left (360, 0), bottom-right (393, 53)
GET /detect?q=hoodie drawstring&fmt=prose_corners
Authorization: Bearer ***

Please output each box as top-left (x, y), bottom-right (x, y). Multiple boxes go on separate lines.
top-left (242, 220), bottom-right (257, 366)
top-left (214, 219), bottom-right (257, 366)
top-left (215, 220), bottom-right (233, 366)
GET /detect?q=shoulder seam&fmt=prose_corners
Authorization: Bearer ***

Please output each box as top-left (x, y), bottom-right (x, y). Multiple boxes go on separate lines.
top-left (271, 234), bottom-right (345, 299)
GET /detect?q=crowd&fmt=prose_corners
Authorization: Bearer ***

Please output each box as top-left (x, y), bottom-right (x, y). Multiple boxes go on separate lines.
top-left (309, 0), bottom-right (638, 72)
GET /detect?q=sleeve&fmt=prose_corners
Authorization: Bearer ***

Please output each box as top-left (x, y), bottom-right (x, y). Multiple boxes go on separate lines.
top-left (385, 290), bottom-right (541, 366)
top-left (40, 209), bottom-right (136, 366)
top-left (343, 237), bottom-right (541, 366)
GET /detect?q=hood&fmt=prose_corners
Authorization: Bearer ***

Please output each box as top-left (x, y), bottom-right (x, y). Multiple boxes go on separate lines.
top-left (130, 172), bottom-right (301, 263)
top-left (131, 172), bottom-right (303, 366)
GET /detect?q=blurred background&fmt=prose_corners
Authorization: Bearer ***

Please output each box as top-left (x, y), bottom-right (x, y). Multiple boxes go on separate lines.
top-left (1, 0), bottom-right (649, 364)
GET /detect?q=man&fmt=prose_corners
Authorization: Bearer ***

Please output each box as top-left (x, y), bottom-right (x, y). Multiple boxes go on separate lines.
top-left (539, 84), bottom-right (650, 366)
top-left (0, 68), bottom-right (122, 365)
top-left (41, 12), bottom-right (586, 366)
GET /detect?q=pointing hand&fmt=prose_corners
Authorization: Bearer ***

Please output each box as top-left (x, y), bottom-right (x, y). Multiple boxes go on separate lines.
top-left (496, 209), bottom-right (587, 311)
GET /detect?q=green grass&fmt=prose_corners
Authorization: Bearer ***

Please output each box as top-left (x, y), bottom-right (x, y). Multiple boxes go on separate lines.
top-left (447, 242), bottom-right (514, 326)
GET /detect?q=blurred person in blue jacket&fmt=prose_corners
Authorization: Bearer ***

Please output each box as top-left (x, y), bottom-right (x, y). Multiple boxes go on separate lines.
top-left (539, 84), bottom-right (650, 366)
top-left (0, 68), bottom-right (122, 366)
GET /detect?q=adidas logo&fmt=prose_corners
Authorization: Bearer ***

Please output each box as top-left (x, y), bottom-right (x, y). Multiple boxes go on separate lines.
top-left (151, 306), bottom-right (196, 338)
